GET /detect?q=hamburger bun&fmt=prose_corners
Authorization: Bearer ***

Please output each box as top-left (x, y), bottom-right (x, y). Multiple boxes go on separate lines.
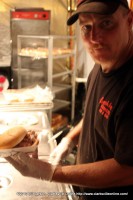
top-left (0, 126), bottom-right (27, 149)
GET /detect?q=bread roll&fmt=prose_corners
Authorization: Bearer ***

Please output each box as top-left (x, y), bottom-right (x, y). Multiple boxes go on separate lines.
top-left (0, 126), bottom-right (27, 149)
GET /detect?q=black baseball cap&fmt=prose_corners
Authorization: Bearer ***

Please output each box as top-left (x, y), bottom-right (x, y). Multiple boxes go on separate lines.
top-left (67, 0), bottom-right (129, 25)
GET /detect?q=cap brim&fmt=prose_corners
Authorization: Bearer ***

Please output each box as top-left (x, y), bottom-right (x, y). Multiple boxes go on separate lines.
top-left (67, 1), bottom-right (120, 25)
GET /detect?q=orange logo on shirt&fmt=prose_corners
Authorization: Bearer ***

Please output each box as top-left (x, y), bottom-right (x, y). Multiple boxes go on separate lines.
top-left (99, 97), bottom-right (113, 119)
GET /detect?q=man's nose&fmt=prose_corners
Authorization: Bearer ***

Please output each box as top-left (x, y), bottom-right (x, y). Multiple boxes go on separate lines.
top-left (90, 26), bottom-right (101, 42)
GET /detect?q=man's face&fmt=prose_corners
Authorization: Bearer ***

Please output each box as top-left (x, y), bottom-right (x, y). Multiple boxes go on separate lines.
top-left (79, 7), bottom-right (131, 67)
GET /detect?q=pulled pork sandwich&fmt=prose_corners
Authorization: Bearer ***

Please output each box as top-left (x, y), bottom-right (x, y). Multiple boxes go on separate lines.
top-left (0, 126), bottom-right (38, 149)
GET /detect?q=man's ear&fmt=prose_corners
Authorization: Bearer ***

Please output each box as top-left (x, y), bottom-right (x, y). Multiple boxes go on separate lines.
top-left (127, 10), bottom-right (133, 30)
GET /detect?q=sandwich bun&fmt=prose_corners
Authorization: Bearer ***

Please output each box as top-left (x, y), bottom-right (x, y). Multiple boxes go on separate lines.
top-left (0, 126), bottom-right (27, 149)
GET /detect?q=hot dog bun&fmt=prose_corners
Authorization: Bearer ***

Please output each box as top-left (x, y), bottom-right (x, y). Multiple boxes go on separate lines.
top-left (0, 126), bottom-right (27, 149)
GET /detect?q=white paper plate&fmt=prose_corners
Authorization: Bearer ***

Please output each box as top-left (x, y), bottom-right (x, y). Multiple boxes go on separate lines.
top-left (0, 140), bottom-right (38, 158)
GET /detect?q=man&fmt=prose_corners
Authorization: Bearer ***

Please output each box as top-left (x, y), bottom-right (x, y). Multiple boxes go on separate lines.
top-left (6, 0), bottom-right (133, 198)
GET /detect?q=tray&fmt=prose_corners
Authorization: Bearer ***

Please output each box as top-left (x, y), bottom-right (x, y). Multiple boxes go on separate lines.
top-left (0, 102), bottom-right (53, 111)
top-left (0, 139), bottom-right (38, 158)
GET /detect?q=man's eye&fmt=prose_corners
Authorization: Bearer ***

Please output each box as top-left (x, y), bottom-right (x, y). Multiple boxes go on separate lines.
top-left (81, 25), bottom-right (91, 33)
top-left (100, 20), bottom-right (113, 29)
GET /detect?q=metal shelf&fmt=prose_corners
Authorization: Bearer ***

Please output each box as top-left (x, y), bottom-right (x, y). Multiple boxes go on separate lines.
top-left (17, 35), bottom-right (77, 121)
top-left (0, 102), bottom-right (53, 112)
top-left (53, 99), bottom-right (71, 112)
top-left (53, 84), bottom-right (72, 93)
top-left (52, 70), bottom-right (72, 78)
top-left (18, 52), bottom-right (75, 59)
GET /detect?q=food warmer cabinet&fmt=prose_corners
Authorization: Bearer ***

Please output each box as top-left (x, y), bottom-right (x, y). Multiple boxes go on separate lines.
top-left (10, 8), bottom-right (51, 88)
top-left (0, 93), bottom-right (77, 200)
top-left (17, 35), bottom-right (77, 121)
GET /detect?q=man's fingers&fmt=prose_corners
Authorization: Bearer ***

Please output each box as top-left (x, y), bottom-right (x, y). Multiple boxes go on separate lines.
top-left (6, 155), bottom-right (22, 169)
top-left (18, 152), bottom-right (30, 162)
top-left (6, 156), bottom-right (17, 164)
top-left (6, 153), bottom-right (28, 172)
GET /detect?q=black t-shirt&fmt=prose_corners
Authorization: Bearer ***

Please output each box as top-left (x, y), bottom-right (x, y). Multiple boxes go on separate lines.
top-left (74, 57), bottom-right (133, 197)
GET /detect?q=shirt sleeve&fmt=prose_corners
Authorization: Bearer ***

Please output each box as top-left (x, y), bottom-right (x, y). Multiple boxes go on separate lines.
top-left (114, 91), bottom-right (133, 166)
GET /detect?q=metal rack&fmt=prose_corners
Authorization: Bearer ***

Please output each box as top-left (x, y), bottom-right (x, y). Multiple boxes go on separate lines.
top-left (17, 35), bottom-right (77, 121)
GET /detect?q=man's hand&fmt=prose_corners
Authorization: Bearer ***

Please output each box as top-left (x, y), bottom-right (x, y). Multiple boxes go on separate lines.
top-left (49, 137), bottom-right (74, 165)
top-left (6, 152), bottom-right (56, 181)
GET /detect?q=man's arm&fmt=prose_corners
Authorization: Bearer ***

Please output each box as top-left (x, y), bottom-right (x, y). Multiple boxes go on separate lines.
top-left (53, 158), bottom-right (133, 188)
top-left (65, 118), bottom-right (83, 145)
top-left (49, 119), bottom-right (83, 164)
top-left (6, 148), bottom-right (133, 187)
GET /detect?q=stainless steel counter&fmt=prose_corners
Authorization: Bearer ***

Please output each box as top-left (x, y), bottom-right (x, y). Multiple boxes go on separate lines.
top-left (0, 161), bottom-right (68, 200)
top-left (0, 130), bottom-right (76, 200)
